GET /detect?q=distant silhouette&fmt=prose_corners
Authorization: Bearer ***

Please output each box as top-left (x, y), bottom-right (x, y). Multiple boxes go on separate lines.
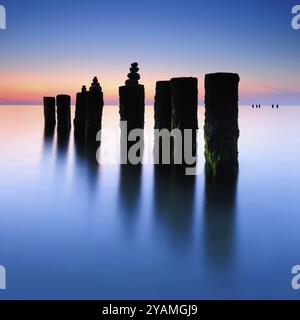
top-left (56, 94), bottom-right (71, 132)
top-left (204, 73), bottom-right (240, 177)
top-left (74, 85), bottom-right (87, 137)
top-left (276, 104), bottom-right (279, 108)
top-left (86, 77), bottom-right (104, 143)
top-left (43, 97), bottom-right (56, 128)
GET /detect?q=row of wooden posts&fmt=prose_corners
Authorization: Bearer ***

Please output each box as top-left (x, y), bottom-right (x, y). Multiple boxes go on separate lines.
top-left (252, 104), bottom-right (279, 108)
top-left (43, 63), bottom-right (240, 176)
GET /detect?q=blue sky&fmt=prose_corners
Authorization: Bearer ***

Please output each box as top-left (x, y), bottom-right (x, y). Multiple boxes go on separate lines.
top-left (0, 0), bottom-right (299, 104)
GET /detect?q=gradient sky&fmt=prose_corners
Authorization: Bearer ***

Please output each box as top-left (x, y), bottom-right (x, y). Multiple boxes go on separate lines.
top-left (0, 0), bottom-right (300, 105)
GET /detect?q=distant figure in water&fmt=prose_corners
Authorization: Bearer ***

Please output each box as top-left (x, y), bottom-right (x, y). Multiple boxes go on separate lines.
top-left (252, 105), bottom-right (254, 108)
top-left (272, 105), bottom-right (274, 108)
top-left (276, 104), bottom-right (279, 108)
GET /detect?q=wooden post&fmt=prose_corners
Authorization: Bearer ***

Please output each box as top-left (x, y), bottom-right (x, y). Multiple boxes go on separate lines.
top-left (154, 81), bottom-right (172, 130)
top-left (43, 97), bottom-right (56, 128)
top-left (204, 73), bottom-right (240, 177)
top-left (74, 85), bottom-right (87, 137)
top-left (56, 94), bottom-right (71, 131)
top-left (86, 77), bottom-right (104, 142)
top-left (170, 77), bottom-right (198, 165)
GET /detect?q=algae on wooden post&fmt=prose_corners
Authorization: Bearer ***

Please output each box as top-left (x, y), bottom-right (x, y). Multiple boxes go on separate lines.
top-left (204, 73), bottom-right (240, 177)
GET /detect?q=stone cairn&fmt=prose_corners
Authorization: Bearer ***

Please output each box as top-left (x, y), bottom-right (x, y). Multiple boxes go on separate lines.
top-left (170, 77), bottom-right (198, 166)
top-left (119, 62), bottom-right (145, 131)
top-left (119, 63), bottom-right (145, 164)
top-left (204, 73), bottom-right (240, 177)
top-left (74, 85), bottom-right (87, 137)
top-left (56, 94), bottom-right (71, 132)
top-left (86, 77), bottom-right (104, 142)
top-left (43, 97), bottom-right (56, 128)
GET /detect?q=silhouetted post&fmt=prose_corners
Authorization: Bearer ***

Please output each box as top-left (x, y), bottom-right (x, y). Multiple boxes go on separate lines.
top-left (154, 81), bottom-right (172, 130)
top-left (252, 105), bottom-right (254, 108)
top-left (170, 77), bottom-right (198, 165)
top-left (204, 73), bottom-right (240, 177)
top-left (56, 94), bottom-right (71, 131)
top-left (43, 97), bottom-right (56, 128)
top-left (276, 104), bottom-right (279, 108)
top-left (86, 77), bottom-right (104, 142)
top-left (272, 104), bottom-right (274, 108)
top-left (119, 63), bottom-right (145, 164)
top-left (119, 62), bottom-right (145, 131)
top-left (74, 85), bottom-right (87, 137)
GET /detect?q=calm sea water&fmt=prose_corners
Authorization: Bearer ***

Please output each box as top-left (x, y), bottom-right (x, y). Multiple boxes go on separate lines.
top-left (0, 105), bottom-right (300, 300)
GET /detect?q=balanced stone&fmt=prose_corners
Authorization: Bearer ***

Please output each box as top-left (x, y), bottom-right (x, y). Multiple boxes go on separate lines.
top-left (74, 85), bottom-right (87, 136)
top-left (119, 63), bottom-right (145, 164)
top-left (43, 97), bottom-right (56, 128)
top-left (86, 77), bottom-right (104, 141)
top-left (204, 72), bottom-right (240, 177)
top-left (154, 81), bottom-right (172, 130)
top-left (119, 63), bottom-right (145, 131)
top-left (56, 94), bottom-right (71, 131)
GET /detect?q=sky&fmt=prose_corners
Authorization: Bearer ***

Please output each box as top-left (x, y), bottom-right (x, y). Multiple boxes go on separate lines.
top-left (0, 0), bottom-right (300, 105)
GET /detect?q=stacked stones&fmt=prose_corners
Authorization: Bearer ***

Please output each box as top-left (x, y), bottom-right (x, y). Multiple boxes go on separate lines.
top-left (43, 97), bottom-right (56, 128)
top-left (204, 73), bottom-right (240, 177)
top-left (119, 62), bottom-right (145, 131)
top-left (56, 94), bottom-right (71, 132)
top-left (119, 63), bottom-right (145, 164)
top-left (74, 85), bottom-right (88, 137)
top-left (86, 77), bottom-right (104, 142)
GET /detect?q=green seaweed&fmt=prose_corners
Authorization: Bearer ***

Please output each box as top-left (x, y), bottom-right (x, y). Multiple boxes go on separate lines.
top-left (204, 124), bottom-right (221, 176)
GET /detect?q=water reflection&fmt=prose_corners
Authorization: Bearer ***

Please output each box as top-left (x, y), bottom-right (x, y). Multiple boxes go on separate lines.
top-left (75, 138), bottom-right (100, 192)
top-left (153, 165), bottom-right (196, 246)
top-left (118, 127), bottom-right (144, 229)
top-left (203, 173), bottom-right (238, 270)
top-left (43, 125), bottom-right (55, 156)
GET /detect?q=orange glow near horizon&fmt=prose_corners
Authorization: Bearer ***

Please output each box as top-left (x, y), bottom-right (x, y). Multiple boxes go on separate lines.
top-left (0, 71), bottom-right (299, 105)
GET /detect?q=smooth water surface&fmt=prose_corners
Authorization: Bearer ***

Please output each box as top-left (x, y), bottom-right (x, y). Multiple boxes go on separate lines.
top-left (0, 105), bottom-right (300, 299)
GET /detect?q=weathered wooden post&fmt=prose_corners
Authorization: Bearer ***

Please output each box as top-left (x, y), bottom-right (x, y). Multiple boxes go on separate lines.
top-left (43, 97), bottom-right (56, 128)
top-left (119, 63), bottom-right (145, 164)
top-left (153, 81), bottom-right (172, 165)
top-left (74, 85), bottom-right (87, 137)
top-left (56, 94), bottom-right (71, 131)
top-left (204, 72), bottom-right (240, 177)
top-left (86, 77), bottom-right (104, 142)
top-left (154, 81), bottom-right (172, 130)
top-left (170, 77), bottom-right (198, 165)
